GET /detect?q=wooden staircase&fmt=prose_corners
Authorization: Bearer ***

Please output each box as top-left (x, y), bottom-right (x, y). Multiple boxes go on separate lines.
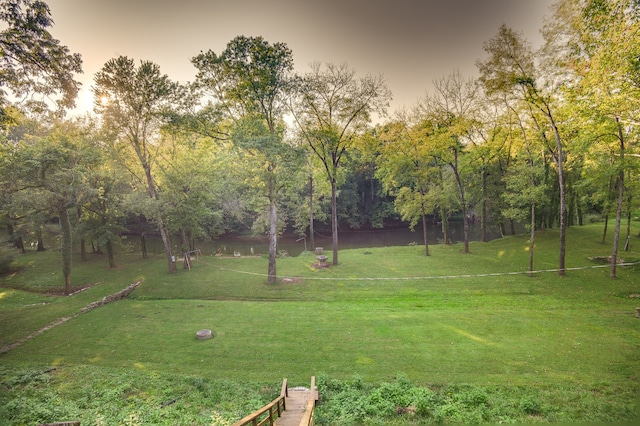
top-left (232, 377), bottom-right (317, 426)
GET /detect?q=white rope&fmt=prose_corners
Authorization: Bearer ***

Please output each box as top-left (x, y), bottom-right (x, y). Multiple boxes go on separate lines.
top-left (203, 258), bottom-right (640, 281)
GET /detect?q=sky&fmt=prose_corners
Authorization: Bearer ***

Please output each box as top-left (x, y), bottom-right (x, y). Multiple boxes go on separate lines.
top-left (45, 0), bottom-right (556, 116)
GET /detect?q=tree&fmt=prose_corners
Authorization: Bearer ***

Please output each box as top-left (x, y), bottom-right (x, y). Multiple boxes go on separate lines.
top-left (419, 71), bottom-right (478, 254)
top-left (500, 106), bottom-right (549, 274)
top-left (464, 96), bottom-right (512, 242)
top-left (281, 146), bottom-right (331, 251)
top-left (93, 56), bottom-right (180, 273)
top-left (157, 131), bottom-right (224, 255)
top-left (478, 25), bottom-right (570, 275)
top-left (79, 145), bottom-right (129, 269)
top-left (2, 118), bottom-right (97, 293)
top-left (193, 35), bottom-right (294, 283)
top-left (545, 0), bottom-right (640, 277)
top-left (291, 62), bottom-right (391, 265)
top-left (0, 0), bottom-right (82, 122)
top-left (377, 114), bottom-right (439, 256)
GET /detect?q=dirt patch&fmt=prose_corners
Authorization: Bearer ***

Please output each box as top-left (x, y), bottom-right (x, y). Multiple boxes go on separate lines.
top-left (281, 277), bottom-right (304, 284)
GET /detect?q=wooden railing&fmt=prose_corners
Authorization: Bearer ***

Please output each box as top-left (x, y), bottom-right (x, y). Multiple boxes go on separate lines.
top-left (298, 376), bottom-right (317, 426)
top-left (232, 379), bottom-right (288, 426)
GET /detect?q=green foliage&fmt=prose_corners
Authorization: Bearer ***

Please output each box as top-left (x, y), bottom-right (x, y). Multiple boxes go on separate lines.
top-left (0, 242), bottom-right (18, 274)
top-left (315, 376), bottom-right (636, 424)
top-left (0, 365), bottom-right (276, 425)
top-left (0, 0), bottom-right (83, 121)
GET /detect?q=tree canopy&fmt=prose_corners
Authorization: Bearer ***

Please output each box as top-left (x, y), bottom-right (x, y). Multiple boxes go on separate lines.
top-left (0, 0), bottom-right (82, 123)
top-left (1, 0), bottom-right (639, 288)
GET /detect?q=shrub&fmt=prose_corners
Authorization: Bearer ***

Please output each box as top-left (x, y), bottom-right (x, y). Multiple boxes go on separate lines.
top-left (519, 395), bottom-right (543, 415)
top-left (0, 243), bottom-right (18, 274)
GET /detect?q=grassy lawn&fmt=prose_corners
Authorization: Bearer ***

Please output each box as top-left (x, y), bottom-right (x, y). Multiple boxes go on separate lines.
top-left (1, 224), bottom-right (639, 424)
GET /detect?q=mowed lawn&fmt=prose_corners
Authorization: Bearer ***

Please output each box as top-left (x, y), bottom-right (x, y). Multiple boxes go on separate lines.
top-left (1, 224), bottom-right (639, 391)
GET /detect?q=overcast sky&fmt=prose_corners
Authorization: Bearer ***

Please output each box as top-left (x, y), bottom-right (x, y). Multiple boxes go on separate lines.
top-left (46, 0), bottom-right (555, 115)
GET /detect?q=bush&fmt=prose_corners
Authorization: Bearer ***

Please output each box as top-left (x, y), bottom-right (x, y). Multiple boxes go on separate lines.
top-left (0, 243), bottom-right (18, 274)
top-left (519, 395), bottom-right (542, 415)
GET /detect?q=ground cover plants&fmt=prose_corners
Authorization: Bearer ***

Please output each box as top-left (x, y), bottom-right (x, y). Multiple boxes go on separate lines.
top-left (1, 224), bottom-right (639, 424)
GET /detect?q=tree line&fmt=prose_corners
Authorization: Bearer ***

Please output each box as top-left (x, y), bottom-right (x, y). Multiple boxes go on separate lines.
top-left (1, 0), bottom-right (638, 292)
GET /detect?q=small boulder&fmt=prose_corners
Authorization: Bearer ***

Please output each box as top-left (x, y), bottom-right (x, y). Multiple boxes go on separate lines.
top-left (196, 329), bottom-right (212, 340)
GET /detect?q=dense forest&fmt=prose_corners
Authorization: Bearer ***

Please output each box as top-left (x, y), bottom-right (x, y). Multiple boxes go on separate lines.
top-left (1, 0), bottom-right (639, 290)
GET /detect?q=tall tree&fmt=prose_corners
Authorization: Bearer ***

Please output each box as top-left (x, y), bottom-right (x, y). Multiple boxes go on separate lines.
top-left (193, 35), bottom-right (294, 283)
top-left (3, 118), bottom-right (97, 293)
top-left (93, 56), bottom-right (179, 273)
top-left (377, 114), bottom-right (440, 256)
top-left (419, 71), bottom-right (478, 254)
top-left (79, 145), bottom-right (129, 269)
top-left (0, 0), bottom-right (82, 122)
top-left (500, 105), bottom-right (549, 274)
top-left (545, 0), bottom-right (640, 277)
top-left (291, 62), bottom-right (391, 265)
top-left (465, 98), bottom-right (511, 242)
top-left (478, 25), bottom-right (570, 275)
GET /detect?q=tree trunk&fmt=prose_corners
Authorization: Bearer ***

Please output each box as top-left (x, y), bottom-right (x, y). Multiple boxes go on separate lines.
top-left (141, 233), bottom-right (148, 259)
top-left (268, 188), bottom-right (278, 283)
top-left (481, 168), bottom-right (488, 242)
top-left (106, 238), bottom-right (116, 268)
top-left (602, 215), bottom-right (609, 244)
top-left (610, 172), bottom-right (623, 278)
top-left (577, 199), bottom-right (584, 226)
top-left (158, 221), bottom-right (176, 273)
top-left (529, 201), bottom-right (536, 276)
top-left (309, 175), bottom-right (315, 250)
top-left (143, 163), bottom-right (175, 273)
top-left (77, 206), bottom-right (86, 261)
top-left (451, 155), bottom-right (469, 254)
top-left (625, 177), bottom-right (632, 252)
top-left (15, 236), bottom-right (25, 253)
top-left (421, 213), bottom-right (429, 256)
top-left (331, 178), bottom-right (339, 265)
top-left (610, 117), bottom-right (625, 278)
top-left (548, 116), bottom-right (566, 276)
top-left (36, 231), bottom-right (45, 251)
top-left (439, 206), bottom-right (451, 244)
top-left (59, 206), bottom-right (72, 295)
top-left (625, 207), bottom-right (631, 252)
top-left (422, 212), bottom-right (429, 256)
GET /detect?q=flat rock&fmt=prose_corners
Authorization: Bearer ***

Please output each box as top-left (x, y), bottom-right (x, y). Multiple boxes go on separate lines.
top-left (196, 329), bottom-right (212, 339)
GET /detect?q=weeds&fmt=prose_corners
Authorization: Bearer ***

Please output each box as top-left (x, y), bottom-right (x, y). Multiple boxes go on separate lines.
top-left (313, 374), bottom-right (637, 424)
top-left (0, 365), bottom-right (277, 425)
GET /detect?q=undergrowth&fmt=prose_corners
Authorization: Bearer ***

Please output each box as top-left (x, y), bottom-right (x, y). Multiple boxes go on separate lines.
top-left (314, 374), bottom-right (638, 425)
top-left (0, 364), bottom-right (278, 426)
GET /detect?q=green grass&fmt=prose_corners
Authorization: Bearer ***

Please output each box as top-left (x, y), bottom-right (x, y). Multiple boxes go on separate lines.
top-left (1, 224), bottom-right (639, 424)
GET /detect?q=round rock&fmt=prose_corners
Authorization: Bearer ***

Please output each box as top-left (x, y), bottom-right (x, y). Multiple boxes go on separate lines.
top-left (196, 329), bottom-right (212, 339)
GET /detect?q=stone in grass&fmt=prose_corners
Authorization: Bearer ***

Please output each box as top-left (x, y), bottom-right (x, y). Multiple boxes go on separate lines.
top-left (196, 329), bottom-right (212, 340)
